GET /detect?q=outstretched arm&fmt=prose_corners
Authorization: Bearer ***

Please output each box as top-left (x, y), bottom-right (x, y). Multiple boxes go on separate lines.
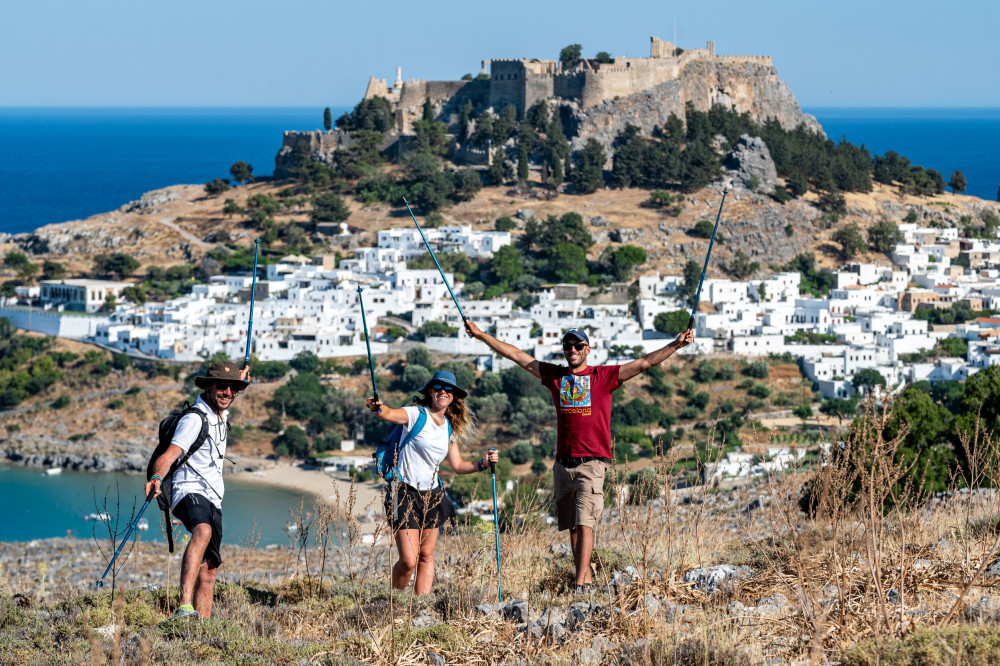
top-left (365, 397), bottom-right (408, 425)
top-left (618, 329), bottom-right (695, 383)
top-left (465, 320), bottom-right (542, 379)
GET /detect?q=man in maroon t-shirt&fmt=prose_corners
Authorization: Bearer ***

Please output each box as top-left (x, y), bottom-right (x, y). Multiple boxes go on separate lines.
top-left (465, 320), bottom-right (693, 591)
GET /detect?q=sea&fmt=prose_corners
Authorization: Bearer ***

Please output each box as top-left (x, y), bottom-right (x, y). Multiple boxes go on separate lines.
top-left (0, 464), bottom-right (316, 546)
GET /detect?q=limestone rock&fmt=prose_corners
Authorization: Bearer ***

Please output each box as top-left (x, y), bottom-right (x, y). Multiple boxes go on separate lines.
top-left (724, 135), bottom-right (779, 191)
top-left (683, 564), bottom-right (755, 594)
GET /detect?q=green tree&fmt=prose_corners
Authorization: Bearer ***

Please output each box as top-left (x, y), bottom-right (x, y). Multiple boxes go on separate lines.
top-left (458, 100), bottom-right (473, 142)
top-left (681, 259), bottom-right (701, 305)
top-left (229, 161), bottom-right (254, 185)
top-left (3, 251), bottom-right (29, 271)
top-left (419, 321), bottom-right (458, 338)
top-left (517, 143), bottom-right (530, 182)
top-left (606, 245), bottom-right (646, 281)
top-left (274, 425), bottom-right (310, 458)
top-left (559, 44), bottom-right (582, 69)
top-left (311, 193), bottom-right (351, 223)
top-left (93, 253), bottom-right (140, 279)
top-left (422, 98), bottom-right (434, 122)
top-left (491, 245), bottom-right (524, 283)
top-left (406, 345), bottom-right (434, 370)
top-left (573, 138), bottom-right (606, 194)
top-left (547, 243), bottom-right (588, 283)
top-left (653, 310), bottom-right (690, 336)
top-left (595, 51), bottom-right (612, 63)
top-left (690, 219), bottom-right (716, 238)
top-left (852, 368), bottom-right (886, 394)
top-left (728, 250), bottom-right (759, 280)
top-left (949, 170), bottom-right (967, 194)
top-left (204, 178), bottom-right (230, 195)
top-left (412, 118), bottom-right (449, 156)
top-left (833, 222), bottom-right (866, 259)
top-left (867, 220), bottom-right (904, 253)
top-left (323, 107), bottom-right (332, 131)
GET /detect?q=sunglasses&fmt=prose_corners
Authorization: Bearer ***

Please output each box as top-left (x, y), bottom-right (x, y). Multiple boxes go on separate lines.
top-left (430, 384), bottom-right (454, 393)
top-left (563, 341), bottom-right (587, 352)
top-left (214, 381), bottom-right (244, 392)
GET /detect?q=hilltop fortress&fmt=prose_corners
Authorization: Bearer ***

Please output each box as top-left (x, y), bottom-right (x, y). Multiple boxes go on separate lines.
top-left (276, 37), bottom-right (821, 174)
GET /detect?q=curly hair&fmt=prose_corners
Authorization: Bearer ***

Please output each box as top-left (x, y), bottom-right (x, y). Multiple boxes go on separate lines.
top-left (411, 392), bottom-right (477, 445)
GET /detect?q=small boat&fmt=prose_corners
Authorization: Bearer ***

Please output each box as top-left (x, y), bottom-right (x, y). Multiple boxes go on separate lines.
top-left (85, 512), bottom-right (112, 521)
top-left (45, 467), bottom-right (62, 476)
top-left (285, 523), bottom-right (298, 532)
top-left (137, 518), bottom-right (149, 531)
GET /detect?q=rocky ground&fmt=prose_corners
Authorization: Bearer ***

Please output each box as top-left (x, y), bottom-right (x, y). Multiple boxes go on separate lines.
top-left (8, 447), bottom-right (1000, 664)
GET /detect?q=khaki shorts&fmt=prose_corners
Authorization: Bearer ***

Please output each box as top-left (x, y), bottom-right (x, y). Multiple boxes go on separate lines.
top-left (553, 460), bottom-right (606, 531)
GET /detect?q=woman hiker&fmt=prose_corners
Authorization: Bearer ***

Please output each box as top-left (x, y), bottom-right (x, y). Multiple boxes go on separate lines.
top-left (365, 370), bottom-right (498, 596)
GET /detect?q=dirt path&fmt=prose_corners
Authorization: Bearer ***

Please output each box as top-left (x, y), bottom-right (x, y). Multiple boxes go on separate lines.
top-left (155, 217), bottom-right (212, 248)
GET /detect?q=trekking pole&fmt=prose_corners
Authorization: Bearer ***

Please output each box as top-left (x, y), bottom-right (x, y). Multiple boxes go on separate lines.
top-left (96, 487), bottom-right (156, 588)
top-left (402, 198), bottom-right (468, 323)
top-left (687, 189), bottom-right (728, 331)
top-left (243, 237), bottom-right (261, 369)
top-left (356, 285), bottom-right (378, 402)
top-left (488, 448), bottom-right (503, 603)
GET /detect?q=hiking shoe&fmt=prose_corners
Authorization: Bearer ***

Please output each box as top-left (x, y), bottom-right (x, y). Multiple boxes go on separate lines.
top-left (573, 584), bottom-right (594, 596)
top-left (172, 604), bottom-right (199, 619)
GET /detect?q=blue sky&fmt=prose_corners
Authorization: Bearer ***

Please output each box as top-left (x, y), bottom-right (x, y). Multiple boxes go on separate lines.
top-left (1, 0), bottom-right (997, 108)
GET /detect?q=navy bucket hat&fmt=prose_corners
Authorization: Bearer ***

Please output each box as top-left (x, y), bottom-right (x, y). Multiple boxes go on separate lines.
top-left (420, 370), bottom-right (468, 399)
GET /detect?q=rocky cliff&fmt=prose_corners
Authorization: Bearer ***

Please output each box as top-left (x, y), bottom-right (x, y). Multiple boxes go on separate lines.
top-left (569, 60), bottom-right (823, 153)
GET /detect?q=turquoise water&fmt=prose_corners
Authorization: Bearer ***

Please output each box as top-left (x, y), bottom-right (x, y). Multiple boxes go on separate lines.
top-left (0, 464), bottom-right (315, 547)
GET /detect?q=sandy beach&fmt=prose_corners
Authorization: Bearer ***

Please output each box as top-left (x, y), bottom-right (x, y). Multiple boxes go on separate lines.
top-left (232, 461), bottom-right (384, 516)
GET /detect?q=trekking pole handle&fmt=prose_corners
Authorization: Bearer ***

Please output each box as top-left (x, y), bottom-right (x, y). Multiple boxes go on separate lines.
top-left (488, 448), bottom-right (497, 476)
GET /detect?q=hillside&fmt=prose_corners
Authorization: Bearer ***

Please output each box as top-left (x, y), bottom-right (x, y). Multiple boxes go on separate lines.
top-left (2, 177), bottom-right (997, 284)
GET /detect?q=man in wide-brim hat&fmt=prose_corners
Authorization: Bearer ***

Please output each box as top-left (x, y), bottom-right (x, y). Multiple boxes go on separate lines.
top-left (146, 360), bottom-right (250, 619)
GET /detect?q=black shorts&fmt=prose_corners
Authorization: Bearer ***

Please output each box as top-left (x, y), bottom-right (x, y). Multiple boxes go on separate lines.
top-left (172, 493), bottom-right (223, 567)
top-left (385, 483), bottom-right (456, 531)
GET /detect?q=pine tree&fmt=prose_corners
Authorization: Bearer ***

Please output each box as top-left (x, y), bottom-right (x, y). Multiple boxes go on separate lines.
top-left (323, 107), bottom-right (332, 131)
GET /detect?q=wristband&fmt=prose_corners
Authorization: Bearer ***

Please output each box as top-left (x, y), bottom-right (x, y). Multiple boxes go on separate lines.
top-left (150, 475), bottom-right (162, 483)
top-left (477, 459), bottom-right (487, 472)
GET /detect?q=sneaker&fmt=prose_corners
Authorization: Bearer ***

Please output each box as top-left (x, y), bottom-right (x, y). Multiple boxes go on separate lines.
top-left (573, 584), bottom-right (594, 596)
top-left (172, 604), bottom-right (199, 619)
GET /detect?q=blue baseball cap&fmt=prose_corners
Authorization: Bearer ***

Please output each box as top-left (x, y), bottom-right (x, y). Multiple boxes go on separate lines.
top-left (562, 329), bottom-right (590, 344)
top-left (420, 370), bottom-right (468, 399)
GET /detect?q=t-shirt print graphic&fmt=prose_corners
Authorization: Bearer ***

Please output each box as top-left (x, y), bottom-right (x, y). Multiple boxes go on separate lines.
top-left (559, 375), bottom-right (592, 415)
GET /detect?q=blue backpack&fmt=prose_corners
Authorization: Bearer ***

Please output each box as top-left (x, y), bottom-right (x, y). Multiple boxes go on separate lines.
top-left (372, 406), bottom-right (452, 482)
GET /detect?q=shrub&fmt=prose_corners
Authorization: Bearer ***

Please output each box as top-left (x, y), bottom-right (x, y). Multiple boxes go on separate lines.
top-left (108, 399), bottom-right (125, 409)
top-left (51, 395), bottom-right (71, 409)
top-left (745, 361), bottom-right (769, 378)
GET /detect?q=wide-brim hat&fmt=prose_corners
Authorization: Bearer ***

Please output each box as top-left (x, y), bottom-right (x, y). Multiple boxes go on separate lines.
top-left (420, 370), bottom-right (467, 399)
top-left (195, 361), bottom-right (250, 391)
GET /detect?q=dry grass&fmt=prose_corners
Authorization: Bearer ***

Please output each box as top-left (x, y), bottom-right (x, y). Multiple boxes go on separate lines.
top-left (8, 396), bottom-right (1000, 664)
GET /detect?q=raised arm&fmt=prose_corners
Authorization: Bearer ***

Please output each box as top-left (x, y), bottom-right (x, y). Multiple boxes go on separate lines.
top-left (365, 397), bottom-right (409, 425)
top-left (618, 329), bottom-right (695, 383)
top-left (465, 320), bottom-right (542, 379)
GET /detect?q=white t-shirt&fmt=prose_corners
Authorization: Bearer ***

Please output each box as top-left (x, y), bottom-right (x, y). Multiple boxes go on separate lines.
top-left (169, 396), bottom-right (228, 510)
top-left (397, 406), bottom-right (451, 491)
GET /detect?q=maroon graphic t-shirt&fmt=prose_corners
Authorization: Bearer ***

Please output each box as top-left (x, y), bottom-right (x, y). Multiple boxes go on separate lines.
top-left (538, 363), bottom-right (622, 459)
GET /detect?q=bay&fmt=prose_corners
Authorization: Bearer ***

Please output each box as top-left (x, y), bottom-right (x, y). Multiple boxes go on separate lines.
top-left (0, 464), bottom-right (315, 547)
